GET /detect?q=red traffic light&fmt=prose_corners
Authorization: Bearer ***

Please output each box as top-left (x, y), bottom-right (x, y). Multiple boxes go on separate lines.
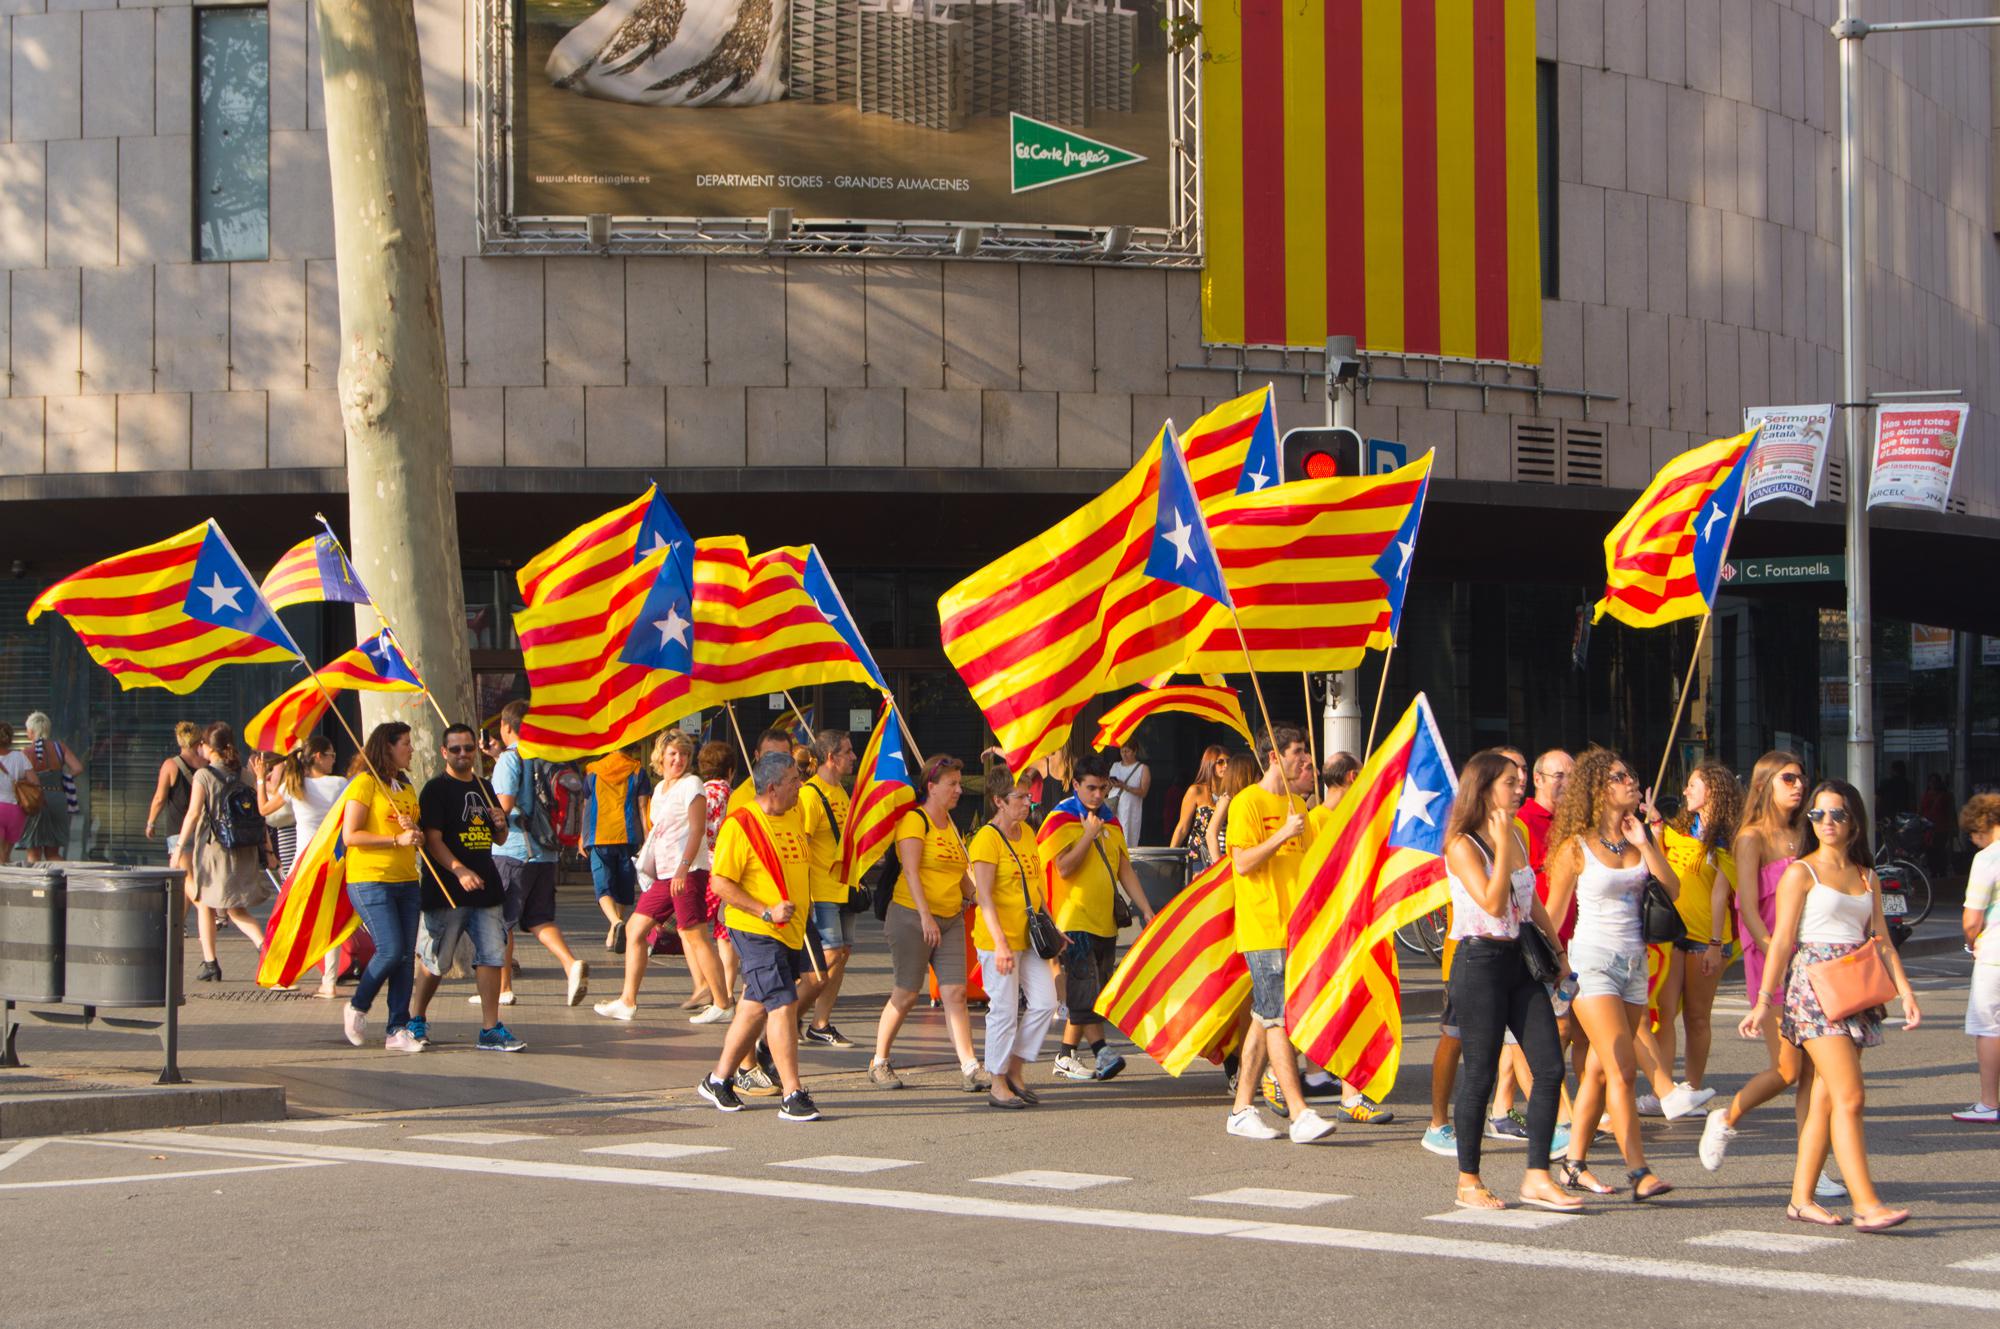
top-left (1302, 450), bottom-right (1340, 479)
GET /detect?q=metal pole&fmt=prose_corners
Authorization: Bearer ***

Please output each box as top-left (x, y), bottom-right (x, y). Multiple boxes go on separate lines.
top-left (1325, 335), bottom-right (1363, 759)
top-left (1835, 4), bottom-right (1874, 807)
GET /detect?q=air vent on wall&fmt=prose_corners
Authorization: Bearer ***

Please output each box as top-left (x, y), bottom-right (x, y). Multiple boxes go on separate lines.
top-left (1510, 419), bottom-right (1606, 486)
top-left (1562, 424), bottom-right (1606, 487)
top-left (1512, 421), bottom-right (1559, 484)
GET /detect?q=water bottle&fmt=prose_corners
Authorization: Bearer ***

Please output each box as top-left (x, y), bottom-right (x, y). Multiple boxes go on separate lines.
top-left (1550, 972), bottom-right (1579, 1018)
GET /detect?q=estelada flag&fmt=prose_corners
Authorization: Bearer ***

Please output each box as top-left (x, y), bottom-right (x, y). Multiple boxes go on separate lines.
top-left (1093, 686), bottom-right (1254, 750)
top-left (256, 779), bottom-right (362, 988)
top-left (1285, 692), bottom-right (1457, 1102)
top-left (1593, 429), bottom-right (1756, 629)
top-left (1097, 860), bottom-right (1250, 1075)
top-left (243, 631), bottom-right (424, 755)
top-left (839, 703), bottom-right (916, 885)
top-left (28, 520), bottom-right (298, 693)
top-left (260, 526), bottom-right (371, 611)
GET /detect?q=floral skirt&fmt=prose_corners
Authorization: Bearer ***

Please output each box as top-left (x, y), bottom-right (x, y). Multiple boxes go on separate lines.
top-left (1780, 940), bottom-right (1885, 1049)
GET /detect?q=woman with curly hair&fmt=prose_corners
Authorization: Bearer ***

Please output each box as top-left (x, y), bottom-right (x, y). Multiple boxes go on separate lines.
top-left (1636, 761), bottom-right (1743, 1118)
top-left (1544, 746), bottom-right (1680, 1200)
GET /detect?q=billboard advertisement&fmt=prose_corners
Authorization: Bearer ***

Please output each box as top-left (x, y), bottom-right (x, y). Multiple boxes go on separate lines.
top-left (486, 0), bottom-right (1192, 254)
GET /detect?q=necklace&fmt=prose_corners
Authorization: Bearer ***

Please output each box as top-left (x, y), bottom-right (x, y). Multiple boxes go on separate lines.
top-left (1597, 832), bottom-right (1629, 856)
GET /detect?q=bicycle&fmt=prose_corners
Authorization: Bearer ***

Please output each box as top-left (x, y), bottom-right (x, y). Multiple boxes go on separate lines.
top-left (1394, 903), bottom-right (1448, 962)
top-left (1875, 812), bottom-right (1935, 928)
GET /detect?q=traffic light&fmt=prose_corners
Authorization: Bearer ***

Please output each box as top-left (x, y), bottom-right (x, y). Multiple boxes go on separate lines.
top-left (1280, 426), bottom-right (1362, 482)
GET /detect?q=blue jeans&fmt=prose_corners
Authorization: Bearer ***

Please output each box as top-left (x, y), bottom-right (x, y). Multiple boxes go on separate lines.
top-left (588, 846), bottom-right (638, 906)
top-left (348, 879), bottom-right (421, 1033)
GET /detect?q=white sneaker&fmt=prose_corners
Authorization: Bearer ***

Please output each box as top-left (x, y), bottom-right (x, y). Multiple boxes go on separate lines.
top-left (1698, 1107), bottom-right (1736, 1171)
top-left (1685, 1083), bottom-right (1717, 1109)
top-left (1288, 1107), bottom-right (1337, 1144)
top-left (594, 998), bottom-right (637, 1022)
top-left (1815, 1169), bottom-right (1847, 1200)
top-left (566, 960), bottom-right (589, 1007)
top-left (1660, 1083), bottom-right (1701, 1121)
top-left (341, 1005), bottom-right (366, 1047)
top-left (1052, 1053), bottom-right (1093, 1081)
top-left (690, 1004), bottom-right (732, 1025)
top-left (1226, 1107), bottom-right (1283, 1140)
top-left (470, 991), bottom-right (517, 1006)
top-left (384, 1029), bottom-right (424, 1053)
top-left (1952, 1102), bottom-right (1999, 1123)
top-left (1636, 1091), bottom-right (1664, 1117)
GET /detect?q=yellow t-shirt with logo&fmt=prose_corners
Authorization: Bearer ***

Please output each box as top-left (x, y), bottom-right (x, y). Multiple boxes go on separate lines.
top-left (713, 803), bottom-right (813, 949)
top-left (798, 774), bottom-right (852, 905)
top-left (1045, 815), bottom-right (1130, 938)
top-left (969, 822), bottom-right (1041, 951)
top-left (344, 772), bottom-right (421, 884)
top-left (893, 809), bottom-right (967, 919)
top-left (1227, 784), bottom-right (1313, 953)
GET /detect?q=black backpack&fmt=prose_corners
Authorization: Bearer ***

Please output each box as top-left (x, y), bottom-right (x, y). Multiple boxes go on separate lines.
top-left (210, 772), bottom-right (267, 851)
top-left (515, 753), bottom-right (561, 854)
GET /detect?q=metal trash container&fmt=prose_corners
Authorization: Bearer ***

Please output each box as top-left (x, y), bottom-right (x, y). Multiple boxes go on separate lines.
top-left (62, 867), bottom-right (181, 1008)
top-left (1128, 846), bottom-right (1191, 916)
top-left (0, 864), bottom-right (66, 1002)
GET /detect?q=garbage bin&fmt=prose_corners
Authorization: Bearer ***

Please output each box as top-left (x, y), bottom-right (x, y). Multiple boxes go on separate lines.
top-left (0, 864), bottom-right (65, 1002)
top-left (1128, 847), bottom-right (1190, 916)
top-left (62, 867), bottom-right (181, 1008)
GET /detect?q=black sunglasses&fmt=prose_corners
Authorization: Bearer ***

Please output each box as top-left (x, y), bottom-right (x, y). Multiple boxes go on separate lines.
top-left (444, 744), bottom-right (478, 754)
top-left (1806, 807), bottom-right (1851, 825)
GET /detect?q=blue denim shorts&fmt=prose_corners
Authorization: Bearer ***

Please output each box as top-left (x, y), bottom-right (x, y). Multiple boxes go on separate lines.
top-left (588, 846), bottom-right (638, 905)
top-left (1570, 942), bottom-right (1649, 1005)
top-left (1244, 947), bottom-right (1286, 1027)
top-left (417, 904), bottom-right (507, 976)
top-left (811, 901), bottom-right (854, 951)
top-left (729, 927), bottom-right (802, 1010)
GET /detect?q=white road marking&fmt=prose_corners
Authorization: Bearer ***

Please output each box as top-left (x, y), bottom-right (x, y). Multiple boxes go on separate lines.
top-left (0, 1139), bottom-right (50, 1174)
top-left (1195, 1187), bottom-right (1351, 1210)
top-left (585, 1142), bottom-right (732, 1161)
top-left (109, 1132), bottom-right (2000, 1312)
top-left (261, 1120), bottom-right (379, 1133)
top-left (1688, 1229), bottom-right (1846, 1255)
top-left (408, 1131), bottom-right (545, 1145)
top-left (0, 1161), bottom-right (333, 1191)
top-left (1425, 1208), bottom-right (1580, 1230)
top-left (1951, 1254), bottom-right (2000, 1274)
top-left (772, 1155), bottom-right (918, 1174)
top-left (973, 1169), bottom-right (1127, 1191)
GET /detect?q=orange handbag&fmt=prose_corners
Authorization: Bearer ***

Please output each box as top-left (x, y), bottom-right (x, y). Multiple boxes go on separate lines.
top-left (1807, 938), bottom-right (1898, 1021)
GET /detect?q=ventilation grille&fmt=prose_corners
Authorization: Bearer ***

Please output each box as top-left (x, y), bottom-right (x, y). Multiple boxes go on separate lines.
top-left (1824, 455), bottom-right (1845, 502)
top-left (1510, 420), bottom-right (1605, 486)
top-left (1512, 421), bottom-right (1559, 484)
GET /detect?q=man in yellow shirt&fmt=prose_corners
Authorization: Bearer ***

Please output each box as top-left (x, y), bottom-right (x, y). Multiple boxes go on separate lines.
top-left (726, 727), bottom-right (795, 814)
top-left (800, 728), bottom-right (859, 1048)
top-left (1225, 723), bottom-right (1335, 1144)
top-left (697, 751), bottom-right (822, 1123)
top-left (1040, 752), bottom-right (1154, 1082)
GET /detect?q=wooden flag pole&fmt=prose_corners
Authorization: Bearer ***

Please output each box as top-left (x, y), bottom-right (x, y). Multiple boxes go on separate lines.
top-left (1364, 641), bottom-right (1397, 757)
top-left (722, 700), bottom-right (755, 775)
top-left (1225, 605), bottom-right (1284, 771)
top-left (1300, 672), bottom-right (1320, 791)
top-left (1651, 610), bottom-right (1713, 802)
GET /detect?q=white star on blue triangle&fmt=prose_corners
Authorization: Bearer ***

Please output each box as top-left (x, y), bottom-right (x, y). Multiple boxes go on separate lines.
top-left (1692, 445), bottom-right (1750, 606)
top-left (634, 490), bottom-right (695, 600)
top-left (1235, 394), bottom-right (1282, 495)
top-left (618, 564), bottom-right (694, 673)
top-left (182, 525), bottom-right (293, 650)
top-left (1370, 473), bottom-right (1429, 639)
top-left (1386, 703), bottom-right (1453, 857)
top-left (1143, 422), bottom-right (1233, 608)
top-left (802, 546), bottom-right (888, 692)
top-left (360, 631), bottom-right (422, 687)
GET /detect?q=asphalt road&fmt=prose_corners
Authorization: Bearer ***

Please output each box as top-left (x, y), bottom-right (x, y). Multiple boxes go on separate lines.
top-left (4, 949), bottom-right (1998, 1327)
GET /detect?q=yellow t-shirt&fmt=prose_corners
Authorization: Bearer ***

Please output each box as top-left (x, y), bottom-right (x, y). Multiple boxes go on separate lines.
top-left (713, 803), bottom-right (813, 949)
top-left (344, 772), bottom-right (420, 884)
top-left (893, 808), bottom-right (967, 918)
top-left (969, 822), bottom-right (1040, 951)
top-left (1227, 784), bottom-right (1313, 952)
top-left (799, 774), bottom-right (853, 905)
top-left (727, 778), bottom-right (755, 815)
top-left (1045, 815), bottom-right (1130, 937)
top-left (1663, 824), bottom-right (1737, 946)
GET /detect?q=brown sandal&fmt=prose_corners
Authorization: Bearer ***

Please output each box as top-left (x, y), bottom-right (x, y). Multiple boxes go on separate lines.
top-left (1786, 1202), bottom-right (1845, 1227)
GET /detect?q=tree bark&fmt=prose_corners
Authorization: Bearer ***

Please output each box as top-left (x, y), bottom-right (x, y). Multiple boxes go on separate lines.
top-left (315, 1), bottom-right (471, 778)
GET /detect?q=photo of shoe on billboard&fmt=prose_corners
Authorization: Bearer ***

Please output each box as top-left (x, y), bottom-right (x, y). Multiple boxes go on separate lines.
top-left (504, 0), bottom-right (1177, 233)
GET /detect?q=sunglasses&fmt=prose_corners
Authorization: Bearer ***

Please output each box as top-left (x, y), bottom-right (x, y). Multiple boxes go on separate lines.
top-left (1778, 772), bottom-right (1805, 786)
top-left (444, 744), bottom-right (478, 754)
top-left (1806, 807), bottom-right (1851, 826)
top-left (1607, 770), bottom-right (1636, 785)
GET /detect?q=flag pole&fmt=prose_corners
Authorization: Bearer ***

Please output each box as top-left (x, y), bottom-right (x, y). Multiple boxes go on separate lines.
top-left (1300, 672), bottom-right (1320, 790)
top-left (1651, 611), bottom-right (1713, 800)
top-left (729, 696), bottom-right (824, 982)
top-left (1224, 606), bottom-right (1284, 771)
top-left (722, 700), bottom-right (755, 775)
top-left (1364, 641), bottom-right (1397, 756)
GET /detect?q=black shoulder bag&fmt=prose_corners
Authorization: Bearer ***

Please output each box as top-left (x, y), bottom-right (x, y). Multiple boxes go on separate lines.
top-left (1637, 826), bottom-right (1688, 945)
top-left (1090, 837), bottom-right (1137, 930)
top-left (805, 782), bottom-right (870, 917)
top-left (1476, 830), bottom-right (1562, 984)
top-left (997, 831), bottom-right (1065, 961)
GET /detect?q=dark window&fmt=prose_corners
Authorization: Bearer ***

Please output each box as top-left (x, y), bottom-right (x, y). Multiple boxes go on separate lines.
top-left (195, 7), bottom-right (270, 262)
top-left (1537, 59), bottom-right (1558, 300)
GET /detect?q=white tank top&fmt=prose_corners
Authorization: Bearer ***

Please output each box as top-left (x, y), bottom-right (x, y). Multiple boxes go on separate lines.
top-left (1572, 837), bottom-right (1648, 953)
top-left (1797, 860), bottom-right (1873, 944)
top-left (1446, 833), bottom-right (1537, 941)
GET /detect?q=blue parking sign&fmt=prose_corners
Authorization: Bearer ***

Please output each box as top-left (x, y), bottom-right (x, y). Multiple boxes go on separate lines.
top-left (1366, 438), bottom-right (1408, 475)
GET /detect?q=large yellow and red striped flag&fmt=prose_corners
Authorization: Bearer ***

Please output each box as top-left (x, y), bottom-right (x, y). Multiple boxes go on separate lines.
top-left (242, 631), bottom-right (425, 755)
top-left (1593, 429), bottom-right (1756, 629)
top-left (1285, 692), bottom-right (1457, 1101)
top-left (27, 521), bottom-right (299, 693)
top-left (1098, 860), bottom-right (1250, 1075)
top-left (838, 703), bottom-right (917, 884)
top-left (256, 780), bottom-right (362, 988)
top-left (1092, 685), bottom-right (1253, 749)
top-left (1201, 0), bottom-right (1541, 362)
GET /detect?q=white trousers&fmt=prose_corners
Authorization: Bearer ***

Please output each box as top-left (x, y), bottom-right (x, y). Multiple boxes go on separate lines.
top-left (979, 948), bottom-right (1060, 1071)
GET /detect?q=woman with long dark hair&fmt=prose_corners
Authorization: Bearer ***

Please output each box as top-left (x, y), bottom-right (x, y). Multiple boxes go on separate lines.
top-left (1170, 744), bottom-right (1230, 873)
top-left (1740, 780), bottom-right (1919, 1230)
top-left (1440, 751), bottom-right (1578, 1212)
top-left (1545, 747), bottom-right (1679, 1200)
top-left (339, 722), bottom-right (425, 1052)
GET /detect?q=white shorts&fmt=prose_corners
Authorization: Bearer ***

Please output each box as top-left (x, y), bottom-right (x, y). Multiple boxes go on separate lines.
top-left (1967, 964), bottom-right (2000, 1038)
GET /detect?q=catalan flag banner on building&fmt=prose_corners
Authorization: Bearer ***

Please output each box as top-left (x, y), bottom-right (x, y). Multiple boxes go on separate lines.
top-left (256, 781), bottom-right (361, 988)
top-left (1201, 0), bottom-right (1542, 363)
top-left (243, 631), bottom-right (425, 755)
top-left (939, 387), bottom-right (1277, 772)
top-left (839, 703), bottom-right (917, 884)
top-left (1097, 860), bottom-right (1251, 1076)
top-left (1593, 429), bottom-right (1756, 629)
top-left (260, 527), bottom-right (371, 611)
top-left (27, 520), bottom-right (300, 693)
top-left (1093, 685), bottom-right (1254, 749)
top-left (1285, 692), bottom-right (1457, 1101)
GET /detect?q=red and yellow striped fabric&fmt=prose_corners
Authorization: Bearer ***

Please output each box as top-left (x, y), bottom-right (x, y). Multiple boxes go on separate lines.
top-left (1201, 0), bottom-right (1541, 363)
top-left (1092, 685), bottom-right (1253, 749)
top-left (259, 533), bottom-right (368, 611)
top-left (938, 387), bottom-right (1276, 772)
top-left (516, 487), bottom-right (654, 607)
top-left (26, 522), bottom-right (296, 693)
top-left (839, 704), bottom-right (916, 884)
top-left (256, 782), bottom-right (360, 988)
top-left (243, 637), bottom-right (425, 755)
top-left (1097, 860), bottom-right (1250, 1075)
top-left (1593, 429), bottom-right (1756, 629)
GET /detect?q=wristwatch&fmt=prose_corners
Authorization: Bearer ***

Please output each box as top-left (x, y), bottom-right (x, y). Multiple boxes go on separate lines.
top-left (761, 907), bottom-right (773, 923)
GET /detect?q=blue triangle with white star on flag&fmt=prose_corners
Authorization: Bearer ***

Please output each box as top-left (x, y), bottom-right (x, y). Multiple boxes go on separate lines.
top-left (183, 522), bottom-right (298, 653)
top-left (617, 549), bottom-right (694, 674)
top-left (1235, 387), bottom-right (1282, 495)
top-left (1386, 694), bottom-right (1455, 857)
top-left (1143, 422), bottom-right (1233, 609)
top-left (1691, 439), bottom-right (1751, 606)
top-left (1369, 471), bottom-right (1429, 640)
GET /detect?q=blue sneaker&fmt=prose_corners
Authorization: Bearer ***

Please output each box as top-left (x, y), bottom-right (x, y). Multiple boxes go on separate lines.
top-left (1487, 1111), bottom-right (1529, 1141)
top-left (405, 1018), bottom-right (430, 1045)
top-left (1421, 1123), bottom-right (1457, 1157)
top-left (476, 1024), bottom-right (526, 1053)
top-left (1550, 1122), bottom-right (1573, 1154)
top-left (1091, 1051), bottom-right (1127, 1081)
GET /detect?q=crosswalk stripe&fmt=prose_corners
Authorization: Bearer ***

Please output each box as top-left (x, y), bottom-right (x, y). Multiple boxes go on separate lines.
top-left (585, 1142), bottom-right (732, 1160)
top-left (261, 1121), bottom-right (379, 1133)
top-left (1425, 1208), bottom-right (1580, 1230)
top-left (1196, 1187), bottom-right (1351, 1210)
top-left (1950, 1254), bottom-right (2000, 1274)
top-left (1687, 1230), bottom-right (1846, 1255)
top-left (973, 1169), bottom-right (1128, 1190)
top-left (408, 1132), bottom-right (546, 1145)
top-left (772, 1156), bottom-right (919, 1174)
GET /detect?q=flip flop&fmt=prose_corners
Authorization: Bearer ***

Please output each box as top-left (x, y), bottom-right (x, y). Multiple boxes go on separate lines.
top-left (1454, 1186), bottom-right (1507, 1211)
top-left (1786, 1203), bottom-right (1846, 1227)
top-left (1517, 1192), bottom-right (1586, 1213)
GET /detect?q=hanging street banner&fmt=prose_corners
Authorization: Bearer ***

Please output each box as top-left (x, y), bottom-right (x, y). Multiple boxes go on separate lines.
top-left (1742, 404), bottom-right (1834, 510)
top-left (1868, 402), bottom-right (1970, 512)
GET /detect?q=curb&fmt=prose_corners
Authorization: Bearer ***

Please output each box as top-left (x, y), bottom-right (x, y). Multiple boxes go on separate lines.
top-left (0, 1084), bottom-right (286, 1139)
